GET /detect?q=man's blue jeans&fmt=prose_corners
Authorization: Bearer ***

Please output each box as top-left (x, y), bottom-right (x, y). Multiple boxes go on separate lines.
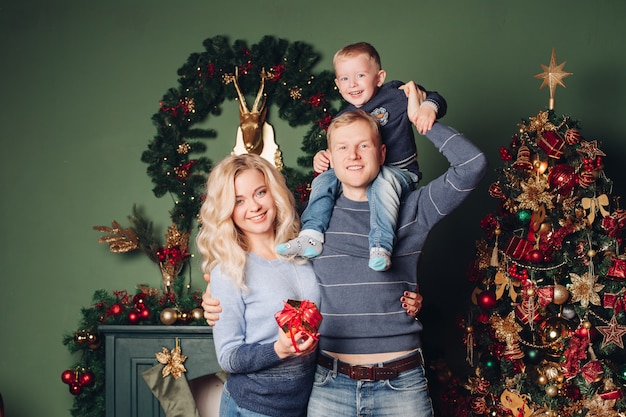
top-left (307, 352), bottom-right (434, 417)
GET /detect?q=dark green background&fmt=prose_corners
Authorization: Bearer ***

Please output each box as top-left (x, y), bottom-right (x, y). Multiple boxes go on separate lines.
top-left (2, 1), bottom-right (626, 415)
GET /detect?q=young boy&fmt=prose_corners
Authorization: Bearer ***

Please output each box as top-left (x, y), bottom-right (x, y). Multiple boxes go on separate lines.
top-left (276, 42), bottom-right (447, 271)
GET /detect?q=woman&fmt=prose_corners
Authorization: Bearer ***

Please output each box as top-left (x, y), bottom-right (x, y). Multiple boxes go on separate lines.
top-left (196, 154), bottom-right (319, 417)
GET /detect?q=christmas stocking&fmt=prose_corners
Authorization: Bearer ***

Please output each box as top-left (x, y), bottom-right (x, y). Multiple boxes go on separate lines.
top-left (142, 363), bottom-right (200, 417)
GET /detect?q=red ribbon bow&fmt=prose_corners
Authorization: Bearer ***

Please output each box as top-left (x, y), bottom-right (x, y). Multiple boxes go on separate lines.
top-left (275, 300), bottom-right (322, 352)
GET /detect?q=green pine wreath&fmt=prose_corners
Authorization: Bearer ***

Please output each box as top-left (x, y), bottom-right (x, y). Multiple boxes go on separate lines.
top-left (141, 35), bottom-right (341, 233)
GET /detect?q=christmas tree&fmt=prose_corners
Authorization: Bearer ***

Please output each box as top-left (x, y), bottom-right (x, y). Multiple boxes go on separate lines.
top-left (440, 50), bottom-right (626, 416)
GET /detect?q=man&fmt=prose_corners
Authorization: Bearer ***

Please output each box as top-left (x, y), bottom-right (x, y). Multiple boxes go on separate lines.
top-left (203, 83), bottom-right (487, 416)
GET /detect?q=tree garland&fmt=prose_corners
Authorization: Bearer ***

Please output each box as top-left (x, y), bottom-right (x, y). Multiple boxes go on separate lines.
top-left (61, 36), bottom-right (341, 417)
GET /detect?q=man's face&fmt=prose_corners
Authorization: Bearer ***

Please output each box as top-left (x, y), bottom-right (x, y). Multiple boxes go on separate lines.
top-left (328, 119), bottom-right (386, 200)
top-left (334, 53), bottom-right (386, 108)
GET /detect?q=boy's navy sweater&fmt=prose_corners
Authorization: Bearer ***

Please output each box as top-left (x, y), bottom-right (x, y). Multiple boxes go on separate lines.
top-left (339, 80), bottom-right (447, 177)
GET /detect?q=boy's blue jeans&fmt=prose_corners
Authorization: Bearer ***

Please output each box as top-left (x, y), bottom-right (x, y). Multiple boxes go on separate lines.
top-left (301, 166), bottom-right (417, 253)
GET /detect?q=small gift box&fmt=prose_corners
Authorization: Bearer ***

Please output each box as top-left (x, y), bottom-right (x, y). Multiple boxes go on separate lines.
top-left (504, 236), bottom-right (533, 260)
top-left (275, 299), bottom-right (322, 351)
top-left (538, 130), bottom-right (565, 159)
top-left (607, 257), bottom-right (626, 279)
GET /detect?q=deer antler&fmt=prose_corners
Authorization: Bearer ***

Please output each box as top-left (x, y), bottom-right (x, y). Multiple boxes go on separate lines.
top-left (251, 68), bottom-right (267, 112)
top-left (232, 67), bottom-right (250, 114)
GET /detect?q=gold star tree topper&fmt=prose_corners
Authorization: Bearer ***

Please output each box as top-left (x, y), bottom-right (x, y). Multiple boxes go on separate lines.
top-left (534, 48), bottom-right (573, 110)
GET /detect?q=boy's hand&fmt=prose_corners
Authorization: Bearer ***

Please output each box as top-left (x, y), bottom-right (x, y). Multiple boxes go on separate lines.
top-left (402, 81), bottom-right (435, 135)
top-left (414, 104), bottom-right (437, 135)
top-left (401, 81), bottom-right (425, 126)
top-left (313, 150), bottom-right (331, 173)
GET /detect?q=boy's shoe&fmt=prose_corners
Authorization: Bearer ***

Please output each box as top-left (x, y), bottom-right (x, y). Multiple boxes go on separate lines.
top-left (368, 248), bottom-right (391, 271)
top-left (276, 235), bottom-right (323, 258)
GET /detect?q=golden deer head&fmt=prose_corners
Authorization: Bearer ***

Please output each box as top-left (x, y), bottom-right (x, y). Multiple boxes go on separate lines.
top-left (232, 67), bottom-right (268, 156)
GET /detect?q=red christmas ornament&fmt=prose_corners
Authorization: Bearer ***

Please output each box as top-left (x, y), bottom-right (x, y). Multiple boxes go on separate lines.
top-left (128, 310), bottom-right (140, 324)
top-left (109, 303), bottom-right (123, 316)
top-left (69, 383), bottom-right (82, 395)
top-left (139, 307), bottom-right (151, 320)
top-left (564, 128), bottom-right (581, 145)
top-left (527, 249), bottom-right (544, 264)
top-left (477, 290), bottom-right (497, 310)
top-left (548, 164), bottom-right (577, 195)
top-left (79, 370), bottom-right (95, 387)
top-left (133, 293), bottom-right (147, 308)
top-left (61, 369), bottom-right (76, 385)
top-left (578, 170), bottom-right (595, 188)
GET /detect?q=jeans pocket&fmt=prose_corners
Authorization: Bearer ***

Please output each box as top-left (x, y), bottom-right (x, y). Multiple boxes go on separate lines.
top-left (386, 366), bottom-right (429, 392)
top-left (312, 365), bottom-right (333, 387)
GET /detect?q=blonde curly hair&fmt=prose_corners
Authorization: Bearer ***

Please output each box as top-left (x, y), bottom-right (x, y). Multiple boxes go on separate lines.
top-left (196, 154), bottom-right (300, 288)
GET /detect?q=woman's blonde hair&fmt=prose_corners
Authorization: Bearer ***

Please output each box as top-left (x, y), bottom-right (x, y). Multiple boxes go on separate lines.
top-left (196, 154), bottom-right (300, 288)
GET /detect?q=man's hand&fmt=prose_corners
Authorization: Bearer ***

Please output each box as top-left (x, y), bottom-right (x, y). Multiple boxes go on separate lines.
top-left (313, 150), bottom-right (331, 173)
top-left (201, 273), bottom-right (222, 326)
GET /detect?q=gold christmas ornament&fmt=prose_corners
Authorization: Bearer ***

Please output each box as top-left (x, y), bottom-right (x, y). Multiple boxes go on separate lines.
top-left (552, 284), bottom-right (569, 305)
top-left (191, 308), bottom-right (204, 321)
top-left (155, 338), bottom-right (187, 379)
top-left (160, 307), bottom-right (178, 325)
top-left (568, 272), bottom-right (604, 308)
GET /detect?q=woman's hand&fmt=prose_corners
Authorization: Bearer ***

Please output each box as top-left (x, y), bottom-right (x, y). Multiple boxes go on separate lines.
top-left (201, 273), bottom-right (222, 326)
top-left (401, 286), bottom-right (423, 317)
top-left (274, 328), bottom-right (319, 359)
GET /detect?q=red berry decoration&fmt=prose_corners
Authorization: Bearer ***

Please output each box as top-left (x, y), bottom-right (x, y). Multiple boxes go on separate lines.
top-left (61, 369), bottom-right (76, 385)
top-left (477, 290), bottom-right (497, 310)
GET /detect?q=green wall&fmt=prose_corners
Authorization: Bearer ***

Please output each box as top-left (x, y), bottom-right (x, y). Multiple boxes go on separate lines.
top-left (1, 1), bottom-right (626, 415)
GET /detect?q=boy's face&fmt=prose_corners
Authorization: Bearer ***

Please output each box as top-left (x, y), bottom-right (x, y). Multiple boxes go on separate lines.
top-left (334, 53), bottom-right (386, 108)
top-left (328, 119), bottom-right (386, 200)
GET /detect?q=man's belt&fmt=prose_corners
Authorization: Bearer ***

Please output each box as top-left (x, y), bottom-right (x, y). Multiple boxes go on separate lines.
top-left (317, 352), bottom-right (422, 381)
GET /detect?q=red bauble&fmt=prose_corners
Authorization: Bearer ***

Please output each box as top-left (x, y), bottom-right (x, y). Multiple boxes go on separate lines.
top-left (109, 303), bottom-right (123, 316)
top-left (128, 310), bottom-right (140, 324)
top-left (477, 290), bottom-right (497, 310)
top-left (69, 383), bottom-right (82, 395)
top-left (575, 326), bottom-right (589, 338)
top-left (139, 308), bottom-right (151, 320)
top-left (79, 370), bottom-right (95, 387)
top-left (564, 128), bottom-right (581, 145)
top-left (548, 164), bottom-right (577, 195)
top-left (133, 293), bottom-right (147, 309)
top-left (527, 249), bottom-right (544, 264)
top-left (61, 369), bottom-right (76, 385)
